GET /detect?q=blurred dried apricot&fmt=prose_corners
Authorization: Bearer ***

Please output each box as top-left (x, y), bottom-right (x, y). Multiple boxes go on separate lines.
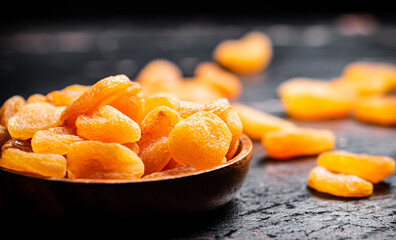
top-left (317, 150), bottom-right (395, 183)
top-left (76, 105), bottom-right (140, 144)
top-left (278, 78), bottom-right (355, 120)
top-left (136, 59), bottom-right (183, 96)
top-left (169, 111), bottom-right (231, 170)
top-left (107, 83), bottom-right (145, 124)
top-left (46, 84), bottom-right (89, 106)
top-left (213, 31), bottom-right (272, 74)
top-left (353, 95), bottom-right (396, 126)
top-left (307, 166), bottom-right (373, 198)
top-left (0, 95), bottom-right (26, 127)
top-left (172, 80), bottom-right (222, 104)
top-left (60, 74), bottom-right (132, 127)
top-left (338, 61), bottom-right (396, 96)
top-left (67, 141), bottom-right (144, 179)
top-left (233, 103), bottom-right (295, 140)
top-left (262, 127), bottom-right (335, 159)
top-left (194, 62), bottom-right (242, 100)
top-left (138, 106), bottom-right (182, 175)
top-left (7, 102), bottom-right (64, 140)
top-left (0, 148), bottom-right (67, 178)
top-left (31, 126), bottom-right (85, 155)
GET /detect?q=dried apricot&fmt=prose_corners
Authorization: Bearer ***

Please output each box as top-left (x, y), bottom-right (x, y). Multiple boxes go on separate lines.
top-left (106, 83), bottom-right (145, 124)
top-left (194, 62), bottom-right (242, 100)
top-left (353, 95), bottom-right (396, 126)
top-left (232, 103), bottom-right (295, 140)
top-left (60, 74), bottom-right (132, 127)
top-left (7, 102), bottom-right (64, 140)
top-left (213, 31), bottom-right (272, 74)
top-left (224, 109), bottom-right (243, 160)
top-left (278, 78), bottom-right (355, 120)
top-left (0, 148), bottom-right (67, 178)
top-left (338, 61), bottom-right (396, 96)
top-left (0, 95), bottom-right (26, 127)
top-left (307, 166), bottom-right (373, 198)
top-left (66, 140), bottom-right (144, 179)
top-left (262, 127), bottom-right (335, 159)
top-left (76, 105), bottom-right (140, 144)
top-left (46, 84), bottom-right (89, 106)
top-left (144, 92), bottom-right (181, 117)
top-left (172, 80), bottom-right (222, 104)
top-left (31, 126), bottom-right (85, 155)
top-left (161, 158), bottom-right (183, 171)
top-left (168, 111), bottom-right (232, 170)
top-left (136, 59), bottom-right (183, 96)
top-left (138, 106), bottom-right (182, 175)
top-left (317, 150), bottom-right (395, 183)
top-left (26, 94), bottom-right (46, 104)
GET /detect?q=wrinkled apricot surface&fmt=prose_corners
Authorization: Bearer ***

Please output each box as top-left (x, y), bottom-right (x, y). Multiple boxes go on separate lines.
top-left (232, 103), bottom-right (295, 140)
top-left (353, 95), bottom-right (396, 126)
top-left (194, 62), bottom-right (242, 100)
top-left (0, 148), bottom-right (67, 178)
top-left (67, 141), bottom-right (144, 179)
top-left (7, 102), bottom-right (64, 140)
top-left (169, 111), bottom-right (231, 170)
top-left (278, 78), bottom-right (355, 120)
top-left (262, 127), bottom-right (335, 159)
top-left (307, 166), bottom-right (373, 198)
top-left (317, 150), bottom-right (395, 184)
top-left (213, 31), bottom-right (272, 74)
top-left (138, 106), bottom-right (182, 175)
top-left (31, 126), bottom-right (85, 155)
top-left (60, 74), bottom-right (132, 126)
top-left (0, 95), bottom-right (26, 127)
top-left (76, 105), bottom-right (140, 144)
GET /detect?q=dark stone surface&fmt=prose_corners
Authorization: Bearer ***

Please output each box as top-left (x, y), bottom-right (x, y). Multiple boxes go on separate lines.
top-left (0, 13), bottom-right (395, 239)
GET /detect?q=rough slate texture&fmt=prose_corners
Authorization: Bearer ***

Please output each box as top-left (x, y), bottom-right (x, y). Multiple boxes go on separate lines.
top-left (0, 13), bottom-right (395, 239)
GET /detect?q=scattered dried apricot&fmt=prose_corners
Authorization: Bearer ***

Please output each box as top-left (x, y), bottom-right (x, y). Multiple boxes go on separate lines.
top-left (317, 150), bottom-right (395, 183)
top-left (168, 111), bottom-right (231, 170)
top-left (0, 95), bottom-right (26, 127)
top-left (307, 166), bottom-right (373, 198)
top-left (60, 74), bottom-right (132, 127)
top-left (31, 126), bottom-right (85, 155)
top-left (353, 95), bottom-right (396, 126)
top-left (138, 106), bottom-right (182, 175)
top-left (76, 105), bottom-right (140, 144)
top-left (0, 148), bottom-right (67, 178)
top-left (194, 62), bottom-right (242, 100)
top-left (262, 127), bottom-right (335, 159)
top-left (278, 78), bottom-right (355, 120)
top-left (213, 31), bottom-right (272, 74)
top-left (232, 103), bottom-right (295, 140)
top-left (67, 140), bottom-right (144, 179)
top-left (7, 102), bottom-right (64, 140)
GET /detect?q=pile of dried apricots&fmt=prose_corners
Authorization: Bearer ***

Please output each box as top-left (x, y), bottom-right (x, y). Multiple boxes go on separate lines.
top-left (0, 30), bottom-right (395, 199)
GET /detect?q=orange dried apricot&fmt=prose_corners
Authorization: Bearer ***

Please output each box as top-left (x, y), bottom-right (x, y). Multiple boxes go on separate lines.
top-left (232, 103), bottom-right (295, 140)
top-left (307, 166), bottom-right (373, 198)
top-left (161, 158), bottom-right (183, 171)
top-left (172, 80), bottom-right (222, 104)
top-left (136, 59), bottom-right (183, 96)
top-left (144, 92), bottom-right (181, 117)
top-left (178, 98), bottom-right (231, 121)
top-left (194, 62), bottom-right (242, 100)
top-left (224, 109), bottom-right (243, 160)
top-left (0, 95), bottom-right (26, 127)
top-left (46, 84), bottom-right (89, 106)
top-left (261, 127), bottom-right (335, 159)
top-left (66, 140), bottom-right (144, 179)
top-left (278, 78), bottom-right (355, 120)
top-left (317, 150), bottom-right (395, 184)
top-left (106, 83), bottom-right (145, 124)
top-left (60, 74), bottom-right (132, 127)
top-left (76, 105), bottom-right (140, 144)
top-left (26, 94), bottom-right (46, 104)
top-left (7, 102), bottom-right (64, 140)
top-left (0, 148), bottom-right (67, 178)
top-left (353, 95), bottom-right (396, 126)
top-left (213, 31), bottom-right (272, 74)
top-left (31, 126), bottom-right (85, 155)
top-left (169, 111), bottom-right (232, 170)
top-left (137, 106), bottom-right (182, 175)
top-left (338, 61), bottom-right (396, 96)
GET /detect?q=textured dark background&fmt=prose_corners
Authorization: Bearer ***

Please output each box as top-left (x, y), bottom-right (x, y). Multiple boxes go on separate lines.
top-left (0, 8), bottom-right (395, 239)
